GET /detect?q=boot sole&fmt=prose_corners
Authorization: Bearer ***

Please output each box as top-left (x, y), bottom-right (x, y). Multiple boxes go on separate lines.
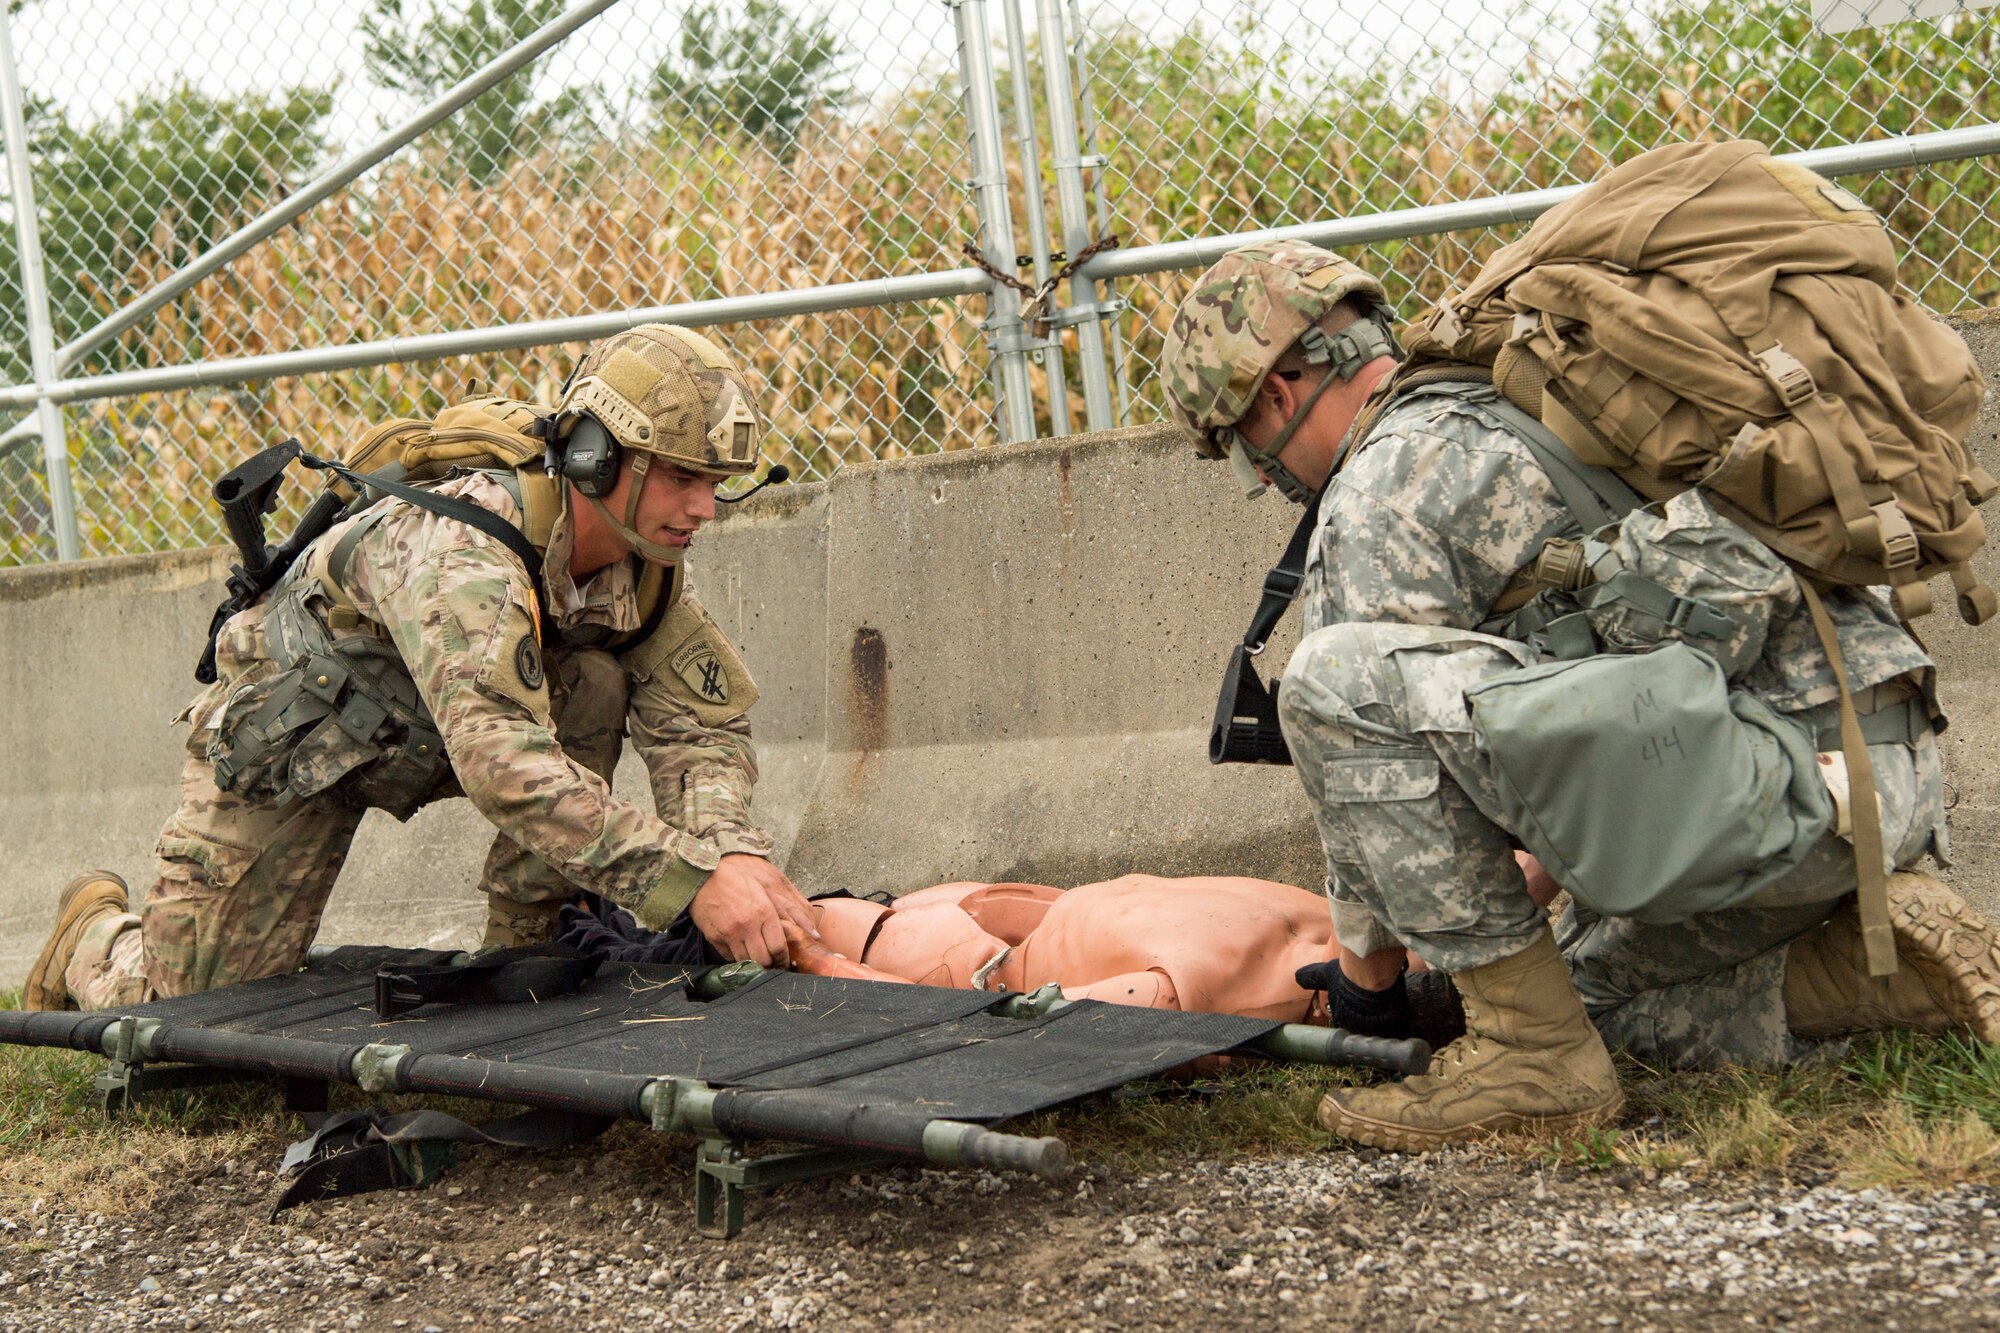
top-left (1890, 873), bottom-right (2000, 1045)
top-left (1319, 1090), bottom-right (1626, 1154)
top-left (21, 872), bottom-right (129, 1012)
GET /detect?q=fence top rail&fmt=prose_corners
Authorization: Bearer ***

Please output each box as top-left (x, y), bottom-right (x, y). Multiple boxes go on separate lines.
top-left (1078, 123), bottom-right (2000, 284)
top-left (7, 123), bottom-right (1998, 415)
top-left (0, 268), bottom-right (992, 411)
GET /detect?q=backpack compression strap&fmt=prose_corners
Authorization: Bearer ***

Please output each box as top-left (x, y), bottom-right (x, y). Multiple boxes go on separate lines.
top-left (298, 451), bottom-right (558, 648)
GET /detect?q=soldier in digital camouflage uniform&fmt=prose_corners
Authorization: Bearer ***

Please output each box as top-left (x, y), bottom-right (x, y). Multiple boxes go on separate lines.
top-left (1161, 239), bottom-right (2000, 1150)
top-left (26, 323), bottom-right (820, 1012)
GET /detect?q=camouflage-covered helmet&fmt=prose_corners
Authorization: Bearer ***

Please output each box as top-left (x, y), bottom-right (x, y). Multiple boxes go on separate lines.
top-left (1161, 239), bottom-right (1392, 459)
top-left (559, 324), bottom-right (762, 478)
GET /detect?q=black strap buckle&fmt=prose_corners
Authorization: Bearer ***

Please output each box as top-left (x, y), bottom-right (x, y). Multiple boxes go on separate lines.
top-left (1210, 644), bottom-right (1292, 766)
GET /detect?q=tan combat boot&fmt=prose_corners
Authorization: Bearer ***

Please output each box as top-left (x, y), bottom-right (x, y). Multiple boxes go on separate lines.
top-left (483, 897), bottom-right (565, 951)
top-left (23, 872), bottom-right (129, 1011)
top-left (1785, 871), bottom-right (2000, 1043)
top-left (1318, 930), bottom-right (1623, 1151)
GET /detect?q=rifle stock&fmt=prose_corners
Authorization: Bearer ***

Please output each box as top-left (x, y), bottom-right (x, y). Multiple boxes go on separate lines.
top-left (194, 440), bottom-right (345, 684)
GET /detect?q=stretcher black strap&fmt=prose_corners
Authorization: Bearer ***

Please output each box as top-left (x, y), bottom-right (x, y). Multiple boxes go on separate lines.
top-left (373, 945), bottom-right (603, 1019)
top-left (272, 1106), bottom-right (613, 1217)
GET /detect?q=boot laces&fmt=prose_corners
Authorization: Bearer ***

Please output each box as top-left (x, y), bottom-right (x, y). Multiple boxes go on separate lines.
top-left (1432, 1036), bottom-right (1479, 1076)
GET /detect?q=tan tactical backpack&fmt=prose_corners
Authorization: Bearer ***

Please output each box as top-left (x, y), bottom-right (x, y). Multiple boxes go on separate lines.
top-left (1402, 137), bottom-right (1995, 626)
top-left (335, 395), bottom-right (566, 551)
top-left (310, 393), bottom-right (676, 645)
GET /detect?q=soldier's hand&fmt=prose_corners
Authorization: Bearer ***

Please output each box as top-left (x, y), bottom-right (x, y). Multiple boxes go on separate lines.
top-left (690, 854), bottom-right (820, 967)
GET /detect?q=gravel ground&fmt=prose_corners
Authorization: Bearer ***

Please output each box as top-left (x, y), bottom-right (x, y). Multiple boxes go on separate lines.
top-left (1, 1128), bottom-right (1997, 1332)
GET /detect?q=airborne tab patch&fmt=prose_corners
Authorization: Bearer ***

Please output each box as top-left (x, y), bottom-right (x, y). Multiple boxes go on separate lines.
top-left (671, 639), bottom-right (729, 704)
top-left (626, 593), bottom-right (759, 725)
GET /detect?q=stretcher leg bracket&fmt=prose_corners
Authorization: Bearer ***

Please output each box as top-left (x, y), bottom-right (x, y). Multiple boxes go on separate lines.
top-left (96, 1059), bottom-right (262, 1118)
top-left (693, 1138), bottom-right (895, 1239)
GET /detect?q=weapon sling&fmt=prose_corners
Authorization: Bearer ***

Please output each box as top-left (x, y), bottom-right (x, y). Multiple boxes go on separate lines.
top-left (1209, 496), bottom-right (1322, 766)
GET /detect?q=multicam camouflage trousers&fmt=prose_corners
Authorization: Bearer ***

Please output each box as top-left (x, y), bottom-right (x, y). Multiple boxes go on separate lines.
top-left (1278, 622), bottom-right (1947, 1069)
top-left (65, 648), bottom-right (630, 1011)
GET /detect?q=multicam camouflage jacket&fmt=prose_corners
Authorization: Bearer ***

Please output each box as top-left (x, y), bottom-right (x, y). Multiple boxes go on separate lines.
top-left (1301, 387), bottom-right (1937, 718)
top-left (185, 472), bottom-right (772, 921)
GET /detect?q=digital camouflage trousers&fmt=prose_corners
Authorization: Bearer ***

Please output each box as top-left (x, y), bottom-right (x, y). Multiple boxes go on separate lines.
top-left (1278, 622), bottom-right (1946, 1069)
top-left (65, 647), bottom-right (630, 1011)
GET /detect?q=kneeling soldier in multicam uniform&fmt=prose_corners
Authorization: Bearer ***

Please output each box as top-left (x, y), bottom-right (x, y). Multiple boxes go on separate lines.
top-left (27, 323), bottom-right (817, 1012)
top-left (1161, 239), bottom-right (2000, 1150)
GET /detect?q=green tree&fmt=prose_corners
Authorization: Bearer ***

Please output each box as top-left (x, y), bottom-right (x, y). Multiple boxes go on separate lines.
top-left (0, 83), bottom-right (331, 379)
top-left (651, 0), bottom-right (851, 154)
top-left (362, 0), bottom-right (597, 186)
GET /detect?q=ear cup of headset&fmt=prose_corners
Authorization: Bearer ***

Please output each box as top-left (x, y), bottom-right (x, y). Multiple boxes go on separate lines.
top-left (561, 414), bottom-right (623, 497)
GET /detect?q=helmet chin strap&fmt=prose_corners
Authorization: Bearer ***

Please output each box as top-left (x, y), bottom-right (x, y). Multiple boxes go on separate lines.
top-left (587, 453), bottom-right (686, 565)
top-left (1227, 367), bottom-right (1344, 505)
top-left (1226, 312), bottom-right (1402, 505)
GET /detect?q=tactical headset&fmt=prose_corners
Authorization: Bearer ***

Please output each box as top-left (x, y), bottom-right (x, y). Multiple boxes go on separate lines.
top-left (554, 412), bottom-right (624, 497)
top-left (543, 406), bottom-right (787, 504)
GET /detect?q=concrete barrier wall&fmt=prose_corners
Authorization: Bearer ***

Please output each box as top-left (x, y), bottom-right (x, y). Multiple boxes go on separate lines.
top-left (3, 312), bottom-right (1996, 986)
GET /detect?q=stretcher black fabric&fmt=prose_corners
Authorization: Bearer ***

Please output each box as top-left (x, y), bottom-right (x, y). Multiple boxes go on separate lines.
top-left (0, 947), bottom-right (1281, 1129)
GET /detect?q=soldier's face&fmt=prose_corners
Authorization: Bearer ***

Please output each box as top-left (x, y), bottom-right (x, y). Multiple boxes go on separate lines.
top-left (620, 457), bottom-right (719, 556)
top-left (1236, 370), bottom-right (1347, 491)
top-left (1238, 353), bottom-right (1398, 492)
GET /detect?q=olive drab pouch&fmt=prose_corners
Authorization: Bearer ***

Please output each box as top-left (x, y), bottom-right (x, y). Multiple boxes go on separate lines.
top-left (1464, 643), bottom-right (1832, 923)
top-left (207, 578), bottom-right (451, 821)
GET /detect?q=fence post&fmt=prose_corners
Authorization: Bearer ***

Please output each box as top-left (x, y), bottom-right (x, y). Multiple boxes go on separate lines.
top-left (1035, 0), bottom-right (1114, 433)
top-left (1001, 0), bottom-right (1070, 438)
top-left (949, 0), bottom-right (1039, 445)
top-left (1065, 0), bottom-right (1131, 425)
top-left (0, 11), bottom-right (78, 562)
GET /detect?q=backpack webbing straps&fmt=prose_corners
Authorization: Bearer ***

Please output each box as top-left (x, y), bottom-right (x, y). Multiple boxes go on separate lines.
top-left (1799, 580), bottom-right (1898, 978)
top-left (298, 452), bottom-right (558, 646)
top-left (1471, 392), bottom-right (1647, 537)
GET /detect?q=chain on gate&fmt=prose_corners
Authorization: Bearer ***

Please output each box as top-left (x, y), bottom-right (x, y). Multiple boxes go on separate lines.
top-left (962, 233), bottom-right (1122, 340)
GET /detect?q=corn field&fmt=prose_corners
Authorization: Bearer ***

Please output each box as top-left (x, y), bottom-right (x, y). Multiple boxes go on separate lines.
top-left (3, 0), bottom-right (1997, 565)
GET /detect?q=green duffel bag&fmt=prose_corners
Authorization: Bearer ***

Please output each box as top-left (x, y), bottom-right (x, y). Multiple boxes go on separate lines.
top-left (1464, 642), bottom-right (1832, 923)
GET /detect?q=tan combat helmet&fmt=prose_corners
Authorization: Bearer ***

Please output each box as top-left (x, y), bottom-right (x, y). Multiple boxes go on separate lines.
top-left (556, 323), bottom-right (764, 563)
top-left (1160, 239), bottom-right (1399, 503)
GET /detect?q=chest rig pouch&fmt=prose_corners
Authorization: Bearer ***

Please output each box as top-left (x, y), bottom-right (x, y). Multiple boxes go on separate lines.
top-left (1496, 489), bottom-right (1794, 679)
top-left (207, 570), bottom-right (452, 821)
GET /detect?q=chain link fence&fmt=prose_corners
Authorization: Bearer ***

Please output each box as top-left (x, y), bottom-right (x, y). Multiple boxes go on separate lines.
top-left (3, 0), bottom-right (1997, 564)
top-left (1072, 0), bottom-right (2000, 426)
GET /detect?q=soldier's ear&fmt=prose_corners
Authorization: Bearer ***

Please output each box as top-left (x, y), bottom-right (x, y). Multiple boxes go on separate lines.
top-left (1254, 371), bottom-right (1295, 424)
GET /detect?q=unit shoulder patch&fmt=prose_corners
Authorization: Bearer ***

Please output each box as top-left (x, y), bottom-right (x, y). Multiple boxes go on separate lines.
top-left (626, 594), bottom-right (759, 726)
top-left (472, 605), bottom-right (553, 721)
top-left (514, 635), bottom-right (546, 691)
top-left (670, 637), bottom-right (730, 704)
